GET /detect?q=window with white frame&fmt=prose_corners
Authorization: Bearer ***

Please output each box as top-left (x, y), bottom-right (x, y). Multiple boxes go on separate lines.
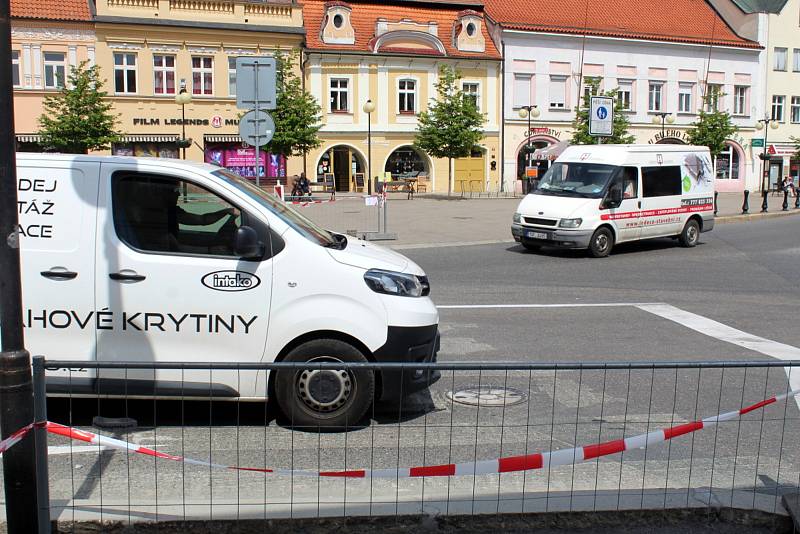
top-left (330, 78), bottom-right (349, 112)
top-left (616, 80), bottom-right (632, 111)
top-left (648, 82), bottom-right (663, 112)
top-left (715, 144), bottom-right (740, 180)
top-left (705, 84), bottom-right (722, 112)
top-left (733, 86), bottom-right (748, 116)
top-left (791, 96), bottom-right (800, 123)
top-left (114, 53), bottom-right (137, 94)
top-left (678, 83), bottom-right (693, 113)
top-left (794, 49), bottom-right (800, 72)
top-left (512, 74), bottom-right (531, 108)
top-left (462, 82), bottom-right (480, 110)
top-left (44, 52), bottom-right (66, 89)
top-left (153, 55), bottom-right (175, 95)
top-left (228, 57), bottom-right (237, 96)
top-left (582, 77), bottom-right (599, 106)
top-left (774, 48), bottom-right (788, 71)
top-left (549, 76), bottom-right (567, 109)
top-left (192, 56), bottom-right (213, 95)
top-left (11, 51), bottom-right (20, 87)
top-left (398, 79), bottom-right (416, 113)
top-left (772, 95), bottom-right (785, 121)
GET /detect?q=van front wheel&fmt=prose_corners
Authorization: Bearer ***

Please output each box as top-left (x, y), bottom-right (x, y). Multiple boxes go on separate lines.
top-left (275, 339), bottom-right (375, 430)
top-left (679, 219), bottom-right (700, 247)
top-left (589, 227), bottom-right (614, 258)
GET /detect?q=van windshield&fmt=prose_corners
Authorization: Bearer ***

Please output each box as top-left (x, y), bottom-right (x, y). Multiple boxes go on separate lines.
top-left (212, 169), bottom-right (341, 249)
top-left (534, 162), bottom-right (620, 198)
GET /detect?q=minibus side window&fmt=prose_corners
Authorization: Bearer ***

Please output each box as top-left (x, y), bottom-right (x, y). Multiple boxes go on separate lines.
top-left (641, 166), bottom-right (682, 197)
top-left (113, 173), bottom-right (245, 257)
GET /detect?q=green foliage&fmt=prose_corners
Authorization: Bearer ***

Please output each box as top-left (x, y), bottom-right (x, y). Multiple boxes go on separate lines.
top-left (570, 78), bottom-right (635, 145)
top-left (414, 65), bottom-right (486, 194)
top-left (264, 49), bottom-right (322, 158)
top-left (685, 92), bottom-right (739, 159)
top-left (38, 62), bottom-right (121, 154)
top-left (792, 136), bottom-right (800, 159)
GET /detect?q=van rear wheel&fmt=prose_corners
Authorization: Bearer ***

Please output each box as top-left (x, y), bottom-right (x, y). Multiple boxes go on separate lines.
top-left (274, 339), bottom-right (374, 430)
top-left (588, 227), bottom-right (614, 258)
top-left (679, 219), bottom-right (700, 247)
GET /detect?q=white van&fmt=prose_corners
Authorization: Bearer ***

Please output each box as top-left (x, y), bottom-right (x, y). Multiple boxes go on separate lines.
top-left (511, 145), bottom-right (715, 257)
top-left (14, 154), bottom-right (440, 428)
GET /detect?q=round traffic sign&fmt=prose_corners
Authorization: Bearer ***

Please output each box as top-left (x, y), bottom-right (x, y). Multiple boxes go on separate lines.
top-left (596, 107), bottom-right (608, 120)
top-left (238, 109), bottom-right (275, 147)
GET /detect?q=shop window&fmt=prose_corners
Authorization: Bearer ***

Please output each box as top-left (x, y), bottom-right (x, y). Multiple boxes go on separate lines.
top-left (398, 79), bottom-right (416, 114)
top-left (114, 53), bottom-right (137, 94)
top-left (463, 82), bottom-right (480, 110)
top-left (648, 82), bottom-right (663, 112)
top-left (44, 52), bottom-right (66, 89)
top-left (228, 57), bottom-right (237, 96)
top-left (12, 51), bottom-right (20, 87)
top-left (112, 143), bottom-right (178, 159)
top-left (330, 78), bottom-right (349, 112)
top-left (153, 55), bottom-right (176, 95)
top-left (204, 144), bottom-right (286, 180)
top-left (678, 83), bottom-right (693, 113)
top-left (112, 173), bottom-right (242, 257)
top-left (715, 144), bottom-right (740, 180)
top-left (192, 56), bottom-right (213, 96)
top-left (385, 147), bottom-right (427, 179)
top-left (642, 166), bottom-right (681, 197)
top-left (617, 81), bottom-right (632, 111)
top-left (772, 95), bottom-right (785, 122)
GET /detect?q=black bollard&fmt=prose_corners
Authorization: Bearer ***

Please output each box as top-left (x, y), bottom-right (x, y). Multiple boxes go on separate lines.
top-left (714, 191), bottom-right (718, 216)
top-left (783, 190), bottom-right (789, 211)
top-left (761, 190), bottom-right (768, 213)
top-left (795, 191), bottom-right (800, 209)
top-left (742, 189), bottom-right (749, 214)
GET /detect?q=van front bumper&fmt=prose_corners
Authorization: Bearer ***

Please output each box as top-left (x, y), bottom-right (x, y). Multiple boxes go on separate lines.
top-left (511, 224), bottom-right (593, 249)
top-left (373, 324), bottom-right (440, 402)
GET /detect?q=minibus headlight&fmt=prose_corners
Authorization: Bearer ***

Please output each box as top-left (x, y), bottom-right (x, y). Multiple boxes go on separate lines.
top-left (513, 212), bottom-right (521, 224)
top-left (364, 269), bottom-right (424, 298)
top-left (558, 218), bottom-right (583, 228)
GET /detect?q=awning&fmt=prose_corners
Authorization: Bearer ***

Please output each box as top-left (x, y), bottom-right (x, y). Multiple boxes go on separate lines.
top-left (532, 140), bottom-right (570, 160)
top-left (204, 134), bottom-right (243, 143)
top-left (16, 134), bottom-right (42, 143)
top-left (121, 135), bottom-right (180, 143)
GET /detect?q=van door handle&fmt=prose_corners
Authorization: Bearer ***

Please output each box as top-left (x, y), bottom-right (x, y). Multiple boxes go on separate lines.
top-left (109, 272), bottom-right (146, 282)
top-left (41, 270), bottom-right (78, 280)
top-left (638, 201), bottom-right (642, 209)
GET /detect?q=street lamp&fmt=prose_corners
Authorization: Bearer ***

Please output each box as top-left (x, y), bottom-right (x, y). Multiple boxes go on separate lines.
top-left (175, 79), bottom-right (193, 160)
top-left (518, 105), bottom-right (540, 193)
top-left (651, 112), bottom-right (675, 138)
top-left (755, 117), bottom-right (780, 212)
top-left (363, 99), bottom-right (375, 195)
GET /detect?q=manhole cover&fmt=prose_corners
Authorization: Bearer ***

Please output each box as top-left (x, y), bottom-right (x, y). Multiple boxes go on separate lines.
top-left (446, 386), bottom-right (527, 407)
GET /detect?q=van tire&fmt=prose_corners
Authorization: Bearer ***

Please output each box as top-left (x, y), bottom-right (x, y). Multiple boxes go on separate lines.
top-left (522, 242), bottom-right (541, 252)
top-left (588, 227), bottom-right (614, 258)
top-left (275, 339), bottom-right (374, 430)
top-left (679, 219), bottom-right (700, 248)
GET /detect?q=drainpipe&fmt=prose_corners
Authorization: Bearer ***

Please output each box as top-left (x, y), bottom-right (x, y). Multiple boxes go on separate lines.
top-left (301, 47), bottom-right (309, 178)
top-left (500, 42), bottom-right (506, 193)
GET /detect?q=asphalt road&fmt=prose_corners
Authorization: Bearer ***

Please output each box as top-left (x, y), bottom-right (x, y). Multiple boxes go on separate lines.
top-left (14, 216), bottom-right (800, 524)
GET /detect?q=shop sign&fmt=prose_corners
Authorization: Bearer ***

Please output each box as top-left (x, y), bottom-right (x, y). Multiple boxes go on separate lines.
top-left (132, 117), bottom-right (239, 127)
top-left (524, 127), bottom-right (562, 139)
top-left (768, 144), bottom-right (797, 156)
top-left (647, 129), bottom-right (691, 145)
top-left (751, 138), bottom-right (764, 148)
top-left (211, 115), bottom-right (223, 128)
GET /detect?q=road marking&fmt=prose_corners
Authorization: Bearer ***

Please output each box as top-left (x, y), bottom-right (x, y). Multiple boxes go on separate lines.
top-left (438, 302), bottom-right (662, 309)
top-left (637, 303), bottom-right (800, 408)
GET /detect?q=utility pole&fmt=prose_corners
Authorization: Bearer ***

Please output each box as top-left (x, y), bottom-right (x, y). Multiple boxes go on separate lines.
top-left (0, 1), bottom-right (41, 531)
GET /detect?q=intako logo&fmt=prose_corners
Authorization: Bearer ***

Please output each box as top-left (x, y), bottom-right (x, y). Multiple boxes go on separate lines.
top-left (201, 271), bottom-right (261, 292)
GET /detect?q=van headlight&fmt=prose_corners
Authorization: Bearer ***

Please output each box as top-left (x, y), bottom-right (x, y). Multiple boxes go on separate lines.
top-left (364, 269), bottom-right (425, 297)
top-left (513, 212), bottom-right (521, 224)
top-left (559, 218), bottom-right (583, 228)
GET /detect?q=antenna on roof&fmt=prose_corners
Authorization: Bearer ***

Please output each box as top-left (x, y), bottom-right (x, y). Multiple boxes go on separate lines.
top-left (576, 0), bottom-right (590, 115)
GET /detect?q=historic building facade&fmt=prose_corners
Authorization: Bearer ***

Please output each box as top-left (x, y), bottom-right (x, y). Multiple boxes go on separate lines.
top-left (488, 0), bottom-right (764, 193)
top-left (302, 0), bottom-right (502, 194)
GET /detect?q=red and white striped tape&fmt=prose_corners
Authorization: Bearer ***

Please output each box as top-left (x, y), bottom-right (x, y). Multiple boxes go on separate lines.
top-left (3, 389), bottom-right (798, 478)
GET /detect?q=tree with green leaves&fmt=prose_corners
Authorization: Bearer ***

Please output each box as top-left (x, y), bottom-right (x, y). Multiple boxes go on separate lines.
top-left (685, 92), bottom-right (739, 160)
top-left (264, 49), bottom-right (322, 159)
top-left (38, 61), bottom-right (121, 154)
top-left (414, 65), bottom-right (485, 195)
top-left (570, 78), bottom-right (635, 145)
top-left (792, 136), bottom-right (800, 159)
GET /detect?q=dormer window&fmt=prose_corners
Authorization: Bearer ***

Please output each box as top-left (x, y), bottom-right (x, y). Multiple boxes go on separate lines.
top-left (455, 11), bottom-right (485, 53)
top-left (322, 2), bottom-right (355, 45)
top-left (466, 22), bottom-right (476, 37)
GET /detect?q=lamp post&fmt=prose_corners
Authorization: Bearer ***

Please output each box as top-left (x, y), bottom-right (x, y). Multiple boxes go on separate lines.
top-left (651, 112), bottom-right (675, 138)
top-left (363, 99), bottom-right (375, 195)
top-left (755, 117), bottom-right (780, 212)
top-left (518, 105), bottom-right (540, 193)
top-left (175, 79), bottom-right (193, 160)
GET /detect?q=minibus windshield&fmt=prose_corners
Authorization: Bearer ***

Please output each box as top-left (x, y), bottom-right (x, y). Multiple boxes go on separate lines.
top-left (213, 169), bottom-right (342, 248)
top-left (534, 162), bottom-right (619, 198)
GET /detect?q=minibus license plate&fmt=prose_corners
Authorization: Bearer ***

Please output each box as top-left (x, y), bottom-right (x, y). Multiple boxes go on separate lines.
top-left (526, 230), bottom-right (547, 240)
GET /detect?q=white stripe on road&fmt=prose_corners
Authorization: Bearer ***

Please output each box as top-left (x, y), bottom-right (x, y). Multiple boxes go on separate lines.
top-left (438, 302), bottom-right (662, 309)
top-left (637, 303), bottom-right (800, 408)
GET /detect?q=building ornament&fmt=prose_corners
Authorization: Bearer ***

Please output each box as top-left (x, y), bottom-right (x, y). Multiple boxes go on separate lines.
top-left (11, 27), bottom-right (94, 42)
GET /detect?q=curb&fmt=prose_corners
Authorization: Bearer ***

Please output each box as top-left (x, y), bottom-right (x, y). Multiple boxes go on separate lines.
top-left (716, 209), bottom-right (800, 224)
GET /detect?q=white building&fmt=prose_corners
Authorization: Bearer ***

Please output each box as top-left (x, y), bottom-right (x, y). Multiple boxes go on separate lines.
top-left (487, 0), bottom-right (764, 193)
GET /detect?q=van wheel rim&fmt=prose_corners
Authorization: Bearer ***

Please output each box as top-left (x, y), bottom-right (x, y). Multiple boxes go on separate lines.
top-left (297, 358), bottom-right (352, 413)
top-left (595, 233), bottom-right (609, 252)
top-left (688, 225), bottom-right (698, 243)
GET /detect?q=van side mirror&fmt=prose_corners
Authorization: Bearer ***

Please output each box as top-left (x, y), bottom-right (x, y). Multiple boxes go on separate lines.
top-left (605, 186), bottom-right (623, 209)
top-left (233, 226), bottom-right (264, 260)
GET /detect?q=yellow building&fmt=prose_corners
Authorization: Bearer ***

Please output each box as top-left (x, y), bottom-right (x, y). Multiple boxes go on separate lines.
top-left (303, 0), bottom-right (502, 194)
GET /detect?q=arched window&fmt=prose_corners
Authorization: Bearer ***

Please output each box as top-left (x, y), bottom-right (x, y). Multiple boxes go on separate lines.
top-left (715, 143), bottom-right (740, 180)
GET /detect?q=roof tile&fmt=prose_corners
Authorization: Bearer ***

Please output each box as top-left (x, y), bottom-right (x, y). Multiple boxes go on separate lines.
top-left (11, 0), bottom-right (92, 22)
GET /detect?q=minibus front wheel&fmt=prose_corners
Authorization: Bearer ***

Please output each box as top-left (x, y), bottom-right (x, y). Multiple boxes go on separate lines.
top-left (274, 338), bottom-right (375, 430)
top-left (589, 227), bottom-right (614, 258)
